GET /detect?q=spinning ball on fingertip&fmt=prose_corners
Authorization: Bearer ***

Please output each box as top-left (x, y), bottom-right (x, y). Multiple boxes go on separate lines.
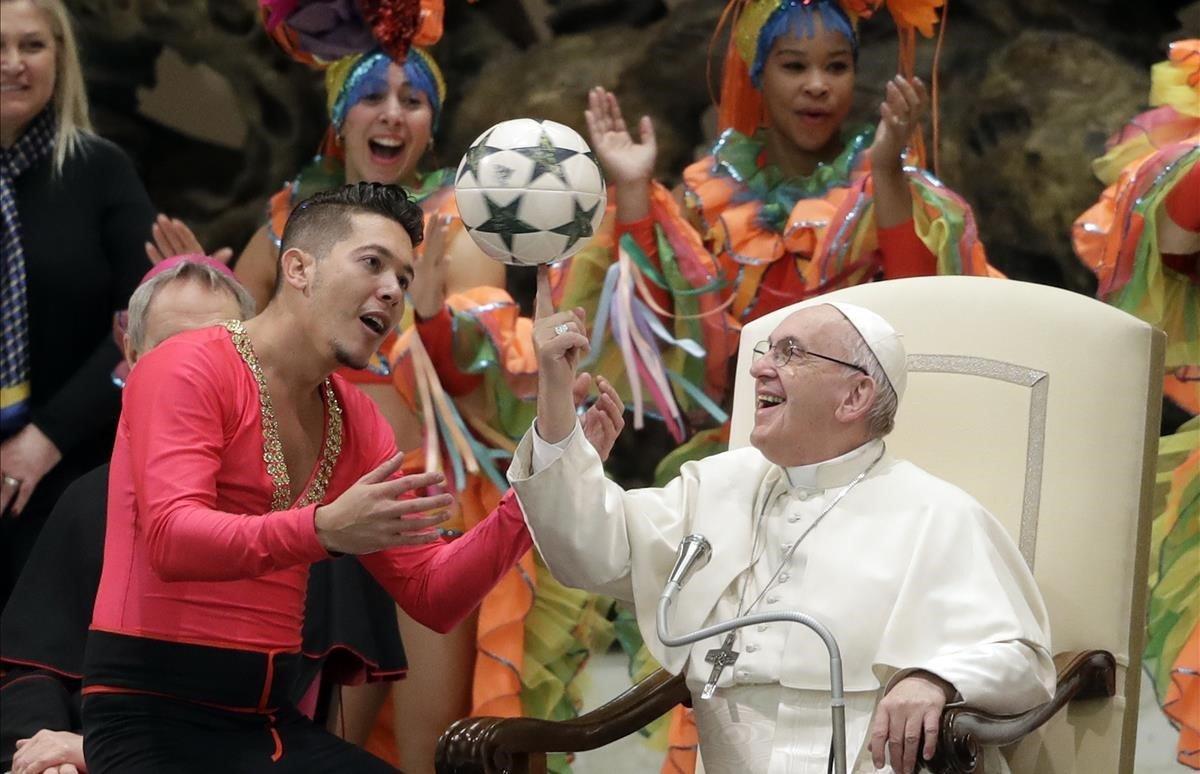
top-left (454, 118), bottom-right (607, 267)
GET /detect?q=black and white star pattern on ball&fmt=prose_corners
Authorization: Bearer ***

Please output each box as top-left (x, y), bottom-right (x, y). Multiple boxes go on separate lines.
top-left (550, 198), bottom-right (602, 251)
top-left (457, 129), bottom-right (501, 183)
top-left (512, 131), bottom-right (581, 186)
top-left (473, 196), bottom-right (540, 251)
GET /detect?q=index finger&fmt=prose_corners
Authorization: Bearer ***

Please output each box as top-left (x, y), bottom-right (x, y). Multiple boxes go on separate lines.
top-left (375, 471), bottom-right (449, 497)
top-left (535, 265), bottom-right (555, 320)
top-left (360, 452), bottom-right (407, 485)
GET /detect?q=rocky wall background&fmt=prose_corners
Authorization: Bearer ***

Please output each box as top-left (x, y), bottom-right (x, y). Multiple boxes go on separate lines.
top-left (71, 0), bottom-right (1198, 293)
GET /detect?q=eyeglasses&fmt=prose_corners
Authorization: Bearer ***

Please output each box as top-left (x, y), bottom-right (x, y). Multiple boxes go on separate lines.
top-left (752, 339), bottom-right (868, 375)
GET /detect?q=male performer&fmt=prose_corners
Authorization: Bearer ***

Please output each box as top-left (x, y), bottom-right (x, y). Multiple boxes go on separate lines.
top-left (510, 271), bottom-right (1055, 774)
top-left (79, 184), bottom-right (618, 773)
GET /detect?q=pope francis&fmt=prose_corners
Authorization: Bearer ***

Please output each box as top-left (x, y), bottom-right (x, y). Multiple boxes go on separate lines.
top-left (509, 270), bottom-right (1055, 774)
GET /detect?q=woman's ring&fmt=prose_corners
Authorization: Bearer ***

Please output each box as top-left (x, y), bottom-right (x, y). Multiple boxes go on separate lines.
top-left (2, 475), bottom-right (21, 488)
top-left (553, 323), bottom-right (570, 336)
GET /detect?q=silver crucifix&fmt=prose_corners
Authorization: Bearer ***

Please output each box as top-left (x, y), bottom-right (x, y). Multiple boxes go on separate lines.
top-left (701, 632), bottom-right (739, 699)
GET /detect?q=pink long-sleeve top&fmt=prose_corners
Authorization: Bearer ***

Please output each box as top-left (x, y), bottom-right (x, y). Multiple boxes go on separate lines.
top-left (91, 325), bottom-right (531, 652)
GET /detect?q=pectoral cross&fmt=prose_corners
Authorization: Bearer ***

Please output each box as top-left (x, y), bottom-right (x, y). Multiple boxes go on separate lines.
top-left (701, 632), bottom-right (739, 700)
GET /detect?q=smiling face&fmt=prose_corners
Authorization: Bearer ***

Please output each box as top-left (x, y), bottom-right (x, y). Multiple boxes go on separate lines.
top-left (759, 16), bottom-right (855, 160)
top-left (749, 305), bottom-right (875, 466)
top-left (340, 61), bottom-right (433, 187)
top-left (295, 211), bottom-right (414, 371)
top-left (0, 0), bottom-right (56, 146)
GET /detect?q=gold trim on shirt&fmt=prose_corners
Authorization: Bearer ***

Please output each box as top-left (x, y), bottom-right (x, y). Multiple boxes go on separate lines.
top-left (222, 320), bottom-right (344, 511)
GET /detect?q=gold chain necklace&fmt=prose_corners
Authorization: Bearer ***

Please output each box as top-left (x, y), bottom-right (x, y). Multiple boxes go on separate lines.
top-left (222, 320), bottom-right (344, 511)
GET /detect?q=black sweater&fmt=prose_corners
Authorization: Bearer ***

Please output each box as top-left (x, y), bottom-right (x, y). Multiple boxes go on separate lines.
top-left (15, 133), bottom-right (154, 461)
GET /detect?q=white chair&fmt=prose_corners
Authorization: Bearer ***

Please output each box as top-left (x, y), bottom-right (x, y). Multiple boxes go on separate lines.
top-left (438, 276), bottom-right (1165, 774)
top-left (729, 276), bottom-right (1163, 774)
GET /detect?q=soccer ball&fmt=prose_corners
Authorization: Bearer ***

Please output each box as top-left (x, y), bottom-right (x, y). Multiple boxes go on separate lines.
top-left (454, 118), bottom-right (607, 266)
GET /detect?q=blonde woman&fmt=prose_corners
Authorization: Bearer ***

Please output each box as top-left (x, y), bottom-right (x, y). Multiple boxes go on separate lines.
top-left (0, 0), bottom-right (154, 606)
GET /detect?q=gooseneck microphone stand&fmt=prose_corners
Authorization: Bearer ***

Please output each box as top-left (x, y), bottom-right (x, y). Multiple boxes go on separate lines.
top-left (656, 534), bottom-right (848, 774)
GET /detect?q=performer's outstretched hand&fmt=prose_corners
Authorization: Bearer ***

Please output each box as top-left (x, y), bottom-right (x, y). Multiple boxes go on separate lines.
top-left (314, 454), bottom-right (454, 555)
top-left (532, 266), bottom-right (590, 444)
top-left (574, 373), bottom-right (625, 461)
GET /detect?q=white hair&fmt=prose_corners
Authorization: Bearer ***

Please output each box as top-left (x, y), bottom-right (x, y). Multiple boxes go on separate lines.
top-left (845, 330), bottom-right (899, 438)
top-left (126, 262), bottom-right (254, 351)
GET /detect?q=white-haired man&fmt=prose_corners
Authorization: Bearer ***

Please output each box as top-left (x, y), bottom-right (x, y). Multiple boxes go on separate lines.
top-left (509, 270), bottom-right (1055, 774)
top-left (2, 254), bottom-right (254, 774)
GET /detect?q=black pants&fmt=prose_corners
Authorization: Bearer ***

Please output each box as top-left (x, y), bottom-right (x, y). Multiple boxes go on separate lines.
top-left (83, 692), bottom-right (400, 773)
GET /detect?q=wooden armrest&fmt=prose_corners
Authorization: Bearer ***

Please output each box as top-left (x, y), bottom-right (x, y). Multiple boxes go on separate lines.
top-left (435, 669), bottom-right (689, 774)
top-left (437, 649), bottom-right (1115, 774)
top-left (922, 649), bottom-right (1116, 774)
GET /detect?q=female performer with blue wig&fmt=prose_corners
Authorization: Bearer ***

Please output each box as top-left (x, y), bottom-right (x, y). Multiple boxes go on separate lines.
top-left (555, 1), bottom-right (1001, 769)
top-left (557, 0), bottom-right (1000, 482)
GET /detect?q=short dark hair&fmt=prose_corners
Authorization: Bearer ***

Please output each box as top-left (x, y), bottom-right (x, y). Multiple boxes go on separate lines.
top-left (273, 182), bottom-right (425, 296)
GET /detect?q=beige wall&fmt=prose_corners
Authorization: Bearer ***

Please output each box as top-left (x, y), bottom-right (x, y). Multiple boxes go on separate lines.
top-left (137, 47), bottom-right (246, 149)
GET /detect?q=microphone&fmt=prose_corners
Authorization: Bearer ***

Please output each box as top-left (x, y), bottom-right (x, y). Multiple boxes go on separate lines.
top-left (663, 534), bottom-right (712, 601)
top-left (654, 533), bottom-right (847, 774)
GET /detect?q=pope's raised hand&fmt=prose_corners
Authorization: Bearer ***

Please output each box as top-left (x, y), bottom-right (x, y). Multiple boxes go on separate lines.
top-left (532, 265), bottom-right (589, 377)
top-left (532, 266), bottom-right (590, 444)
top-left (314, 453), bottom-right (454, 555)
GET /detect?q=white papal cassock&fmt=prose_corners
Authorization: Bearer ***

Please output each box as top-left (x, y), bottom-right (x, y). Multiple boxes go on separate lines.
top-left (508, 425), bottom-right (1056, 774)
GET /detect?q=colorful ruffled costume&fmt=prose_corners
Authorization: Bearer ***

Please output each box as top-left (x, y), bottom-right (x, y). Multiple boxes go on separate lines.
top-left (1073, 40), bottom-right (1199, 769)
top-left (553, 2), bottom-right (997, 770)
top-left (382, 246), bottom-right (621, 774)
top-left (556, 0), bottom-right (996, 470)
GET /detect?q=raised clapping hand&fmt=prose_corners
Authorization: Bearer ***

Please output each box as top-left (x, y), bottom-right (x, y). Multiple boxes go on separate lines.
top-left (408, 214), bottom-right (453, 320)
top-left (584, 86), bottom-right (657, 187)
top-left (144, 214), bottom-right (234, 265)
top-left (868, 671), bottom-right (955, 774)
top-left (313, 454), bottom-right (454, 555)
top-left (867, 75), bottom-right (929, 174)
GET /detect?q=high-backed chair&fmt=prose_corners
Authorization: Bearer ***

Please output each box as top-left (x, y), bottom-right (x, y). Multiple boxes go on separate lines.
top-left (437, 276), bottom-right (1164, 774)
